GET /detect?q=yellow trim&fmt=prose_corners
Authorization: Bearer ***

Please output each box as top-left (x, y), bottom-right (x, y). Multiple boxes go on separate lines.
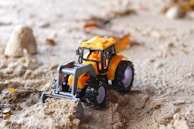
top-left (107, 55), bottom-right (125, 80)
top-left (81, 36), bottom-right (116, 50)
top-left (68, 61), bottom-right (99, 89)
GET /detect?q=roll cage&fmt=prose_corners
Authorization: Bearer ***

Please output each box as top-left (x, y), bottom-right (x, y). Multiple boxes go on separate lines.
top-left (76, 44), bottom-right (116, 73)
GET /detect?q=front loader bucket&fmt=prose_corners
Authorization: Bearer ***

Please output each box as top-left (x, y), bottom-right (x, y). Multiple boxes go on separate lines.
top-left (41, 92), bottom-right (84, 119)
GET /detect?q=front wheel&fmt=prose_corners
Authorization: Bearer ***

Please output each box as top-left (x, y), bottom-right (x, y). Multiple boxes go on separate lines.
top-left (84, 77), bottom-right (107, 108)
top-left (112, 60), bottom-right (134, 93)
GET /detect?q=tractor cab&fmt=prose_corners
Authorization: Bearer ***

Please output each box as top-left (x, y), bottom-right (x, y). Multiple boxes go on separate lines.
top-left (76, 36), bottom-right (116, 73)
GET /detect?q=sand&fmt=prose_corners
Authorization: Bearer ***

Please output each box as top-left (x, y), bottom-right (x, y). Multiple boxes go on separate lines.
top-left (0, 0), bottom-right (194, 129)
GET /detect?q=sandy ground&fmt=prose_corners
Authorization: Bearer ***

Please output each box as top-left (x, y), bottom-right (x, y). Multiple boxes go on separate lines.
top-left (0, 0), bottom-right (194, 129)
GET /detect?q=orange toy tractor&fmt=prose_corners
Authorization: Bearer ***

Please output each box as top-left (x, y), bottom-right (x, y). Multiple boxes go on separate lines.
top-left (41, 35), bottom-right (134, 108)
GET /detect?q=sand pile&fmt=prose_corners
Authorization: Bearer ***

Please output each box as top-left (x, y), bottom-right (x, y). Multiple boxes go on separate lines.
top-left (1, 98), bottom-right (81, 129)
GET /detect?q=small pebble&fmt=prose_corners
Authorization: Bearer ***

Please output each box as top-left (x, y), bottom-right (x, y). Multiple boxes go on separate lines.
top-left (145, 58), bottom-right (155, 63)
top-left (0, 62), bottom-right (7, 69)
top-left (173, 113), bottom-right (181, 120)
top-left (2, 107), bottom-right (11, 114)
top-left (166, 6), bottom-right (185, 19)
top-left (180, 48), bottom-right (189, 54)
top-left (165, 41), bottom-right (174, 48)
top-left (24, 70), bottom-right (32, 79)
top-left (155, 62), bottom-right (163, 69)
top-left (151, 31), bottom-right (161, 40)
top-left (187, 11), bottom-right (194, 19)
top-left (39, 22), bottom-right (50, 28)
top-left (173, 100), bottom-right (186, 106)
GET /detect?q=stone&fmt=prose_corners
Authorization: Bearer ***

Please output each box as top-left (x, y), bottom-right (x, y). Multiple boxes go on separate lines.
top-left (166, 6), bottom-right (185, 19)
top-left (4, 25), bottom-right (37, 57)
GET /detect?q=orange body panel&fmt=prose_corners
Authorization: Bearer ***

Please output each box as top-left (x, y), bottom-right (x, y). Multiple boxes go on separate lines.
top-left (68, 73), bottom-right (90, 89)
top-left (68, 54), bottom-right (125, 89)
top-left (68, 52), bottom-right (100, 89)
top-left (107, 55), bottom-right (125, 80)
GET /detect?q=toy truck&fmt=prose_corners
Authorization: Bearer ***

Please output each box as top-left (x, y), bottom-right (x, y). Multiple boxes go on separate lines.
top-left (41, 35), bottom-right (134, 108)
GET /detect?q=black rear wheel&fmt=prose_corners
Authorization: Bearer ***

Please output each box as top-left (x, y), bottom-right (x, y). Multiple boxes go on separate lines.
top-left (112, 60), bottom-right (134, 93)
